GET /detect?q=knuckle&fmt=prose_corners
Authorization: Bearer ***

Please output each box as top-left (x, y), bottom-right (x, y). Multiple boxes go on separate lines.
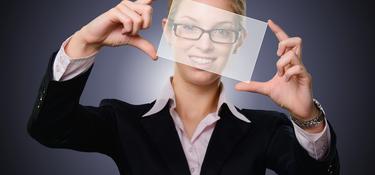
top-left (116, 6), bottom-right (126, 14)
top-left (296, 65), bottom-right (303, 72)
top-left (276, 60), bottom-right (283, 68)
top-left (109, 8), bottom-right (121, 18)
top-left (298, 65), bottom-right (303, 71)
top-left (285, 69), bottom-right (292, 76)
top-left (144, 5), bottom-right (153, 13)
top-left (288, 50), bottom-right (296, 57)
top-left (117, 2), bottom-right (125, 9)
top-left (291, 51), bottom-right (298, 58)
top-left (134, 16), bottom-right (142, 25)
top-left (280, 53), bottom-right (288, 60)
top-left (278, 41), bottom-right (284, 48)
top-left (117, 3), bottom-right (129, 12)
top-left (124, 18), bottom-right (132, 25)
top-left (111, 7), bottom-right (120, 13)
top-left (295, 36), bottom-right (302, 44)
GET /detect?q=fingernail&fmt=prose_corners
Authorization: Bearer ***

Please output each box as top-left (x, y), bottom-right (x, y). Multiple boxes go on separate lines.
top-left (277, 49), bottom-right (282, 56)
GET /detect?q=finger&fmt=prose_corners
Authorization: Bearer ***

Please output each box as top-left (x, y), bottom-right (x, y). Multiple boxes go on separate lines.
top-left (118, 4), bottom-right (143, 35)
top-left (123, 2), bottom-right (153, 29)
top-left (277, 37), bottom-right (302, 57)
top-left (276, 50), bottom-right (300, 76)
top-left (110, 8), bottom-right (133, 34)
top-left (284, 65), bottom-right (308, 81)
top-left (268, 19), bottom-right (289, 42)
top-left (134, 0), bottom-right (154, 5)
top-left (128, 35), bottom-right (157, 60)
top-left (141, 6), bottom-right (153, 29)
top-left (235, 81), bottom-right (269, 96)
top-left (292, 46), bottom-right (301, 59)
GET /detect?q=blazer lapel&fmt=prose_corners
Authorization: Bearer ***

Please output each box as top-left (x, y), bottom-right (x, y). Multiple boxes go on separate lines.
top-left (200, 103), bottom-right (252, 175)
top-left (140, 103), bottom-right (191, 175)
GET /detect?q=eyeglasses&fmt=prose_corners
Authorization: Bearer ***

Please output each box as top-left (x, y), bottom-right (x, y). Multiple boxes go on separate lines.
top-left (171, 23), bottom-right (241, 44)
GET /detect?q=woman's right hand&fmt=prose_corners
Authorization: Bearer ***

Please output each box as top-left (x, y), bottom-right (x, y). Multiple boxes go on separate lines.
top-left (65, 0), bottom-right (157, 60)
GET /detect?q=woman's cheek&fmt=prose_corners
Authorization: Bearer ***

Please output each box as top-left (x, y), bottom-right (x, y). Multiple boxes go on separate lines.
top-left (213, 45), bottom-right (233, 72)
top-left (172, 39), bottom-right (195, 64)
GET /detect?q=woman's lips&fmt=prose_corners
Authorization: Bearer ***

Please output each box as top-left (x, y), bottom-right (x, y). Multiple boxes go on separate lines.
top-left (188, 55), bottom-right (217, 70)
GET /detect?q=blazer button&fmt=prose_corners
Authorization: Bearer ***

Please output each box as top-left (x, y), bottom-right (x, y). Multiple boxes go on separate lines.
top-left (40, 87), bottom-right (46, 101)
top-left (327, 164), bottom-right (334, 175)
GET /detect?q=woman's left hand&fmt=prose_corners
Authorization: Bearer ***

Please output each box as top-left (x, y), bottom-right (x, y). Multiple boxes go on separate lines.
top-left (235, 19), bottom-right (320, 123)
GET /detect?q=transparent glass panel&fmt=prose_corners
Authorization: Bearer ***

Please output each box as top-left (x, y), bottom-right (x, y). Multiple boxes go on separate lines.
top-left (157, 0), bottom-right (267, 81)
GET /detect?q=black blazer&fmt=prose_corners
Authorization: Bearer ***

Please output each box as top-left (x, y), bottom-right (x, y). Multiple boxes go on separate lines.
top-left (28, 52), bottom-right (340, 175)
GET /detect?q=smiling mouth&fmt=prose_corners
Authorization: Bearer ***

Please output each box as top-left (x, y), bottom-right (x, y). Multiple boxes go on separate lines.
top-left (188, 55), bottom-right (217, 70)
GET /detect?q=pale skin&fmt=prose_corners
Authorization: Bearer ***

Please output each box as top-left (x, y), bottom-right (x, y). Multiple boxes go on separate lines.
top-left (65, 0), bottom-right (324, 139)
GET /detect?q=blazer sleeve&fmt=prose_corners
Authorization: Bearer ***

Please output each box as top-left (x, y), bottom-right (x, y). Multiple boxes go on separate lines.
top-left (28, 52), bottom-right (117, 156)
top-left (265, 112), bottom-right (340, 175)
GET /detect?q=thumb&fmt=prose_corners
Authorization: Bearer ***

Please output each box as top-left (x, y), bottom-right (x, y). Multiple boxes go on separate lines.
top-left (128, 35), bottom-right (157, 60)
top-left (235, 81), bottom-right (269, 96)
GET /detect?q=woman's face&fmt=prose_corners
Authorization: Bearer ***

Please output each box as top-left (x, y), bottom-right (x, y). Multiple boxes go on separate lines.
top-left (165, 0), bottom-right (240, 86)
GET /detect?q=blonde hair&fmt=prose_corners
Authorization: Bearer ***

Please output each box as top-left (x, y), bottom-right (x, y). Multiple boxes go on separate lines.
top-left (167, 0), bottom-right (247, 16)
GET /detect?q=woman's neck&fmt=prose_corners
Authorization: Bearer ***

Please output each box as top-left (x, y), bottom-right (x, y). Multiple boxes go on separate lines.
top-left (171, 74), bottom-right (221, 123)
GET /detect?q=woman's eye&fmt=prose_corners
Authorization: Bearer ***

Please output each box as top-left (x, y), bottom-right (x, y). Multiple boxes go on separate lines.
top-left (215, 29), bottom-right (231, 37)
top-left (182, 25), bottom-right (195, 31)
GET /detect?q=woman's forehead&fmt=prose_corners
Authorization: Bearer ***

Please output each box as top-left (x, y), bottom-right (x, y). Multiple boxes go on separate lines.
top-left (173, 0), bottom-right (236, 25)
top-left (190, 0), bottom-right (233, 12)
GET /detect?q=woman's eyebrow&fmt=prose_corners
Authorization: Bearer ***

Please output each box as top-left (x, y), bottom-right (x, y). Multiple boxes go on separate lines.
top-left (178, 16), bottom-right (198, 22)
top-left (214, 21), bottom-right (235, 27)
top-left (178, 16), bottom-right (234, 26)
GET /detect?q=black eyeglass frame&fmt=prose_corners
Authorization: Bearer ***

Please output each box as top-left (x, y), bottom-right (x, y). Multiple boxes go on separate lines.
top-left (170, 22), bottom-right (242, 44)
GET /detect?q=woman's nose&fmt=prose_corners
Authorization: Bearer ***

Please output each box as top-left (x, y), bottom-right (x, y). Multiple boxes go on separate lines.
top-left (195, 33), bottom-right (214, 52)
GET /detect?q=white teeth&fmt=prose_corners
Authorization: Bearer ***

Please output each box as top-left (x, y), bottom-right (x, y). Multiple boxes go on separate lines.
top-left (189, 56), bottom-right (213, 64)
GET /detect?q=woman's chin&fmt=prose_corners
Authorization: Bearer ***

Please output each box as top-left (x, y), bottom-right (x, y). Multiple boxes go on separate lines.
top-left (182, 64), bottom-right (220, 86)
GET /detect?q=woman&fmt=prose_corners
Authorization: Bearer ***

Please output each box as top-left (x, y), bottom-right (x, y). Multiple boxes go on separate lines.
top-left (28, 0), bottom-right (339, 174)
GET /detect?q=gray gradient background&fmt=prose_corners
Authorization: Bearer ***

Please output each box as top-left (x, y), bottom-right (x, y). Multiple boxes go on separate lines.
top-left (1, 0), bottom-right (374, 174)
